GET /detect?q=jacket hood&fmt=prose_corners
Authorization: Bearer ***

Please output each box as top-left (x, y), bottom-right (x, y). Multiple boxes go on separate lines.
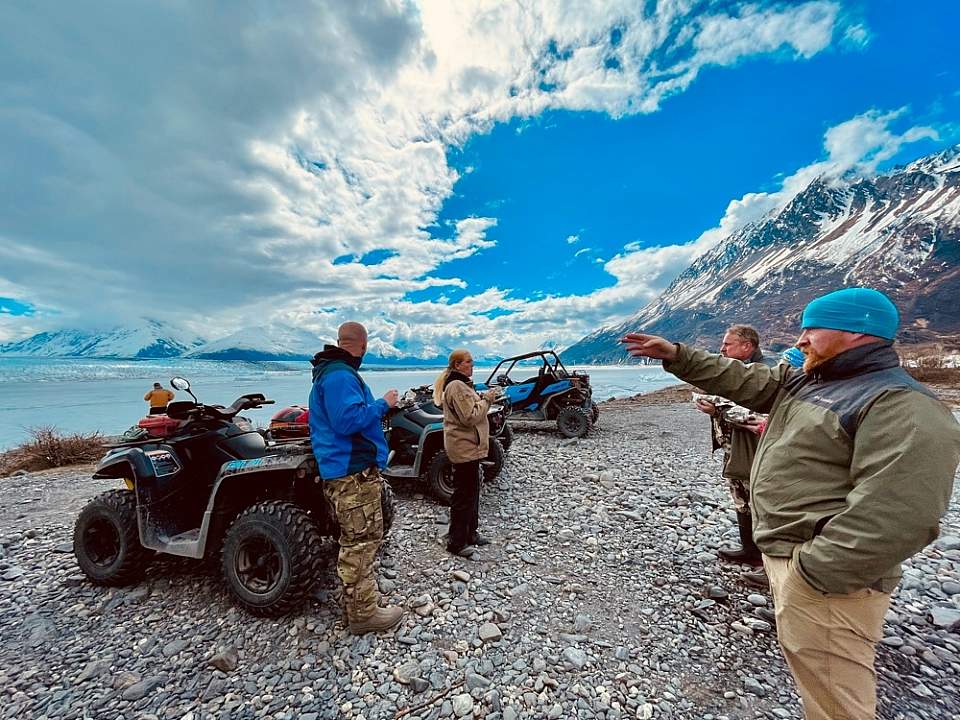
top-left (812, 340), bottom-right (897, 381)
top-left (443, 370), bottom-right (473, 390)
top-left (311, 345), bottom-right (361, 382)
top-left (748, 347), bottom-right (764, 364)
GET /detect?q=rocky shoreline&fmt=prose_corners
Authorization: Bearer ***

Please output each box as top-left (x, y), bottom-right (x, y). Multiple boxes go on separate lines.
top-left (1, 396), bottom-right (958, 720)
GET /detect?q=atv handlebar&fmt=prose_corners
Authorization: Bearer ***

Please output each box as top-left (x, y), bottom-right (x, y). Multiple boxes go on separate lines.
top-left (166, 394), bottom-right (274, 422)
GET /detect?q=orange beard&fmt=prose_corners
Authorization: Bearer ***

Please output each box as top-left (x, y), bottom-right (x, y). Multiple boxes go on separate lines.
top-left (801, 334), bottom-right (849, 373)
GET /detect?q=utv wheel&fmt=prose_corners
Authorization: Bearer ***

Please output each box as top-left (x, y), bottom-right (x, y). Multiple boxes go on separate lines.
top-left (73, 489), bottom-right (149, 585)
top-left (590, 401), bottom-right (601, 425)
top-left (557, 406), bottom-right (592, 438)
top-left (499, 423), bottom-right (514, 452)
top-left (482, 438), bottom-right (505, 482)
top-left (221, 501), bottom-right (322, 617)
top-left (427, 451), bottom-right (455, 505)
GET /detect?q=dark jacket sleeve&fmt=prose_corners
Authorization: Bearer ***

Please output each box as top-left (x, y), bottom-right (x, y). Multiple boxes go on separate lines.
top-left (796, 389), bottom-right (960, 593)
top-left (664, 344), bottom-right (789, 414)
top-left (321, 369), bottom-right (387, 435)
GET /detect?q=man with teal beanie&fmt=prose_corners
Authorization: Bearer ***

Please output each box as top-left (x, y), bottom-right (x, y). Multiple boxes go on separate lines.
top-left (621, 287), bottom-right (960, 720)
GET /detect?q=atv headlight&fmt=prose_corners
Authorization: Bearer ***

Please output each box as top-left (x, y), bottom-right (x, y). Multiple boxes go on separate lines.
top-left (146, 450), bottom-right (181, 477)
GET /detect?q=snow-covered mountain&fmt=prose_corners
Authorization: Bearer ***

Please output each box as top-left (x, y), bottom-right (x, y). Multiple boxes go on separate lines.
top-left (186, 325), bottom-right (323, 361)
top-left (1, 319), bottom-right (462, 365)
top-left (0, 320), bottom-right (205, 359)
top-left (564, 145), bottom-right (960, 363)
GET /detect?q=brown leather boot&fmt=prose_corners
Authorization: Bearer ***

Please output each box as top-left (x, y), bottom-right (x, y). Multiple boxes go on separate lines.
top-left (348, 604), bottom-right (403, 635)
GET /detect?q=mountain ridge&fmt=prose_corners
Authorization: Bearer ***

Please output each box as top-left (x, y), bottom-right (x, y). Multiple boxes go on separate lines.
top-left (563, 144), bottom-right (960, 363)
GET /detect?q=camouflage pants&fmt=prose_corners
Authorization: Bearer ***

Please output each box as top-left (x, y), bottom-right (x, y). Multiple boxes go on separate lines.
top-left (726, 476), bottom-right (750, 514)
top-left (323, 466), bottom-right (384, 622)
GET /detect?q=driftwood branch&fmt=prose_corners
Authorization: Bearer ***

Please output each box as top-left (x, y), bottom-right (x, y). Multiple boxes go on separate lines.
top-left (394, 678), bottom-right (466, 719)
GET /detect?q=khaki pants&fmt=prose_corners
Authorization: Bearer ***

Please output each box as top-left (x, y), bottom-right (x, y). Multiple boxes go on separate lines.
top-left (323, 467), bottom-right (384, 623)
top-left (764, 555), bottom-right (891, 720)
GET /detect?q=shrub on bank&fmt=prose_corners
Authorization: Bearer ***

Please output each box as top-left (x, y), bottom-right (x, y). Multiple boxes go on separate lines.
top-left (0, 427), bottom-right (105, 477)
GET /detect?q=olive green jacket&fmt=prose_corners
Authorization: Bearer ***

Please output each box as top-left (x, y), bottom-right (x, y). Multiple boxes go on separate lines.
top-left (665, 341), bottom-right (960, 594)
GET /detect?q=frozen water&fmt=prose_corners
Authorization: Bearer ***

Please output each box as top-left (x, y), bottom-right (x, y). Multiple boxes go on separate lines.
top-left (0, 359), bottom-right (676, 450)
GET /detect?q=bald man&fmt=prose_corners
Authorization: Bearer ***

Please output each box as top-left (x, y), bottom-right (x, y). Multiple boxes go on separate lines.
top-left (309, 322), bottom-right (402, 634)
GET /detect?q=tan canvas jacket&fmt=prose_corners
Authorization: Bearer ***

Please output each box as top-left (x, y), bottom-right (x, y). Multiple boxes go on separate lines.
top-left (441, 377), bottom-right (490, 463)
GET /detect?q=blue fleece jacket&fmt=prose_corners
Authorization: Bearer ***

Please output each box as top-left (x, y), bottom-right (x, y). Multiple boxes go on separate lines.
top-left (308, 346), bottom-right (389, 480)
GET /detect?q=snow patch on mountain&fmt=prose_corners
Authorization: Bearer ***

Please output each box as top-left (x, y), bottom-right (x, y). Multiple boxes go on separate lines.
top-left (0, 320), bottom-right (205, 359)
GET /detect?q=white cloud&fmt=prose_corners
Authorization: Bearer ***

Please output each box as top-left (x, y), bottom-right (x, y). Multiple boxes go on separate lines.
top-left (566, 234), bottom-right (580, 244)
top-left (843, 23), bottom-right (871, 49)
top-left (0, 0), bottom-right (870, 354)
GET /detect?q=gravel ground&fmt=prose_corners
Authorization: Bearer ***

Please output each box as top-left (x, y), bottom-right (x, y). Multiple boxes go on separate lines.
top-left (1, 397), bottom-right (959, 720)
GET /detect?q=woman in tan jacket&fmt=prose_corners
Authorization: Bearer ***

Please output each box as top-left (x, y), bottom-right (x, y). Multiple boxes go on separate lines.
top-left (433, 349), bottom-right (500, 557)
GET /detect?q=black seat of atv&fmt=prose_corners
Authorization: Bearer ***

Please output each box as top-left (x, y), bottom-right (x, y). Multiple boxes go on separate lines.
top-left (408, 406), bottom-right (443, 426)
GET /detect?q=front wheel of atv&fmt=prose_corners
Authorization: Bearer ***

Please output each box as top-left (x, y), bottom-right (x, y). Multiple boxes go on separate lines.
top-left (427, 451), bottom-right (455, 505)
top-left (221, 501), bottom-right (322, 617)
top-left (557, 406), bottom-right (593, 438)
top-left (482, 438), bottom-right (505, 482)
top-left (73, 489), bottom-right (150, 585)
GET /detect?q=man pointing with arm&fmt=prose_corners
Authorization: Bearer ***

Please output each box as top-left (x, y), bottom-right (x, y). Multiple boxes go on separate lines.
top-left (622, 288), bottom-right (960, 720)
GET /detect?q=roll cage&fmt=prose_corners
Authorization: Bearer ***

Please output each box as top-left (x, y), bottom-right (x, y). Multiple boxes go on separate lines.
top-left (484, 350), bottom-right (572, 386)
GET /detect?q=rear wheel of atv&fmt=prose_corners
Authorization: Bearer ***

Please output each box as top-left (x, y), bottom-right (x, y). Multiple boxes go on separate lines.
top-left (482, 438), bottom-right (505, 482)
top-left (73, 489), bottom-right (150, 585)
top-left (498, 423), bottom-right (514, 452)
top-left (590, 401), bottom-right (600, 425)
top-left (557, 406), bottom-right (592, 438)
top-left (221, 501), bottom-right (322, 617)
top-left (427, 451), bottom-right (455, 505)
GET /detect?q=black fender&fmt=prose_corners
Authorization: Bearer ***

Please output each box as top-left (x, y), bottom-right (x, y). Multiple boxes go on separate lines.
top-left (540, 387), bottom-right (575, 419)
top-left (194, 451), bottom-right (324, 555)
top-left (414, 425), bottom-right (444, 476)
top-left (92, 447), bottom-right (157, 482)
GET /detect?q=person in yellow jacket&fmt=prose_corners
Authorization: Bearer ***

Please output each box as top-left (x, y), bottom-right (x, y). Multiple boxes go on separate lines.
top-left (144, 382), bottom-right (174, 415)
top-left (433, 349), bottom-right (501, 558)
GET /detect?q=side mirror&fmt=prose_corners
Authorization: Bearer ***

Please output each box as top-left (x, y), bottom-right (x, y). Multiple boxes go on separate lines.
top-left (170, 376), bottom-right (198, 403)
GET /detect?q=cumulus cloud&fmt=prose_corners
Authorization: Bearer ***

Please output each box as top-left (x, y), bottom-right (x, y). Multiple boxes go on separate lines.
top-left (0, 0), bottom-right (870, 352)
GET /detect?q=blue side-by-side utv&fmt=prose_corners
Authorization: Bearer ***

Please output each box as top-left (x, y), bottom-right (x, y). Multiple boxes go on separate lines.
top-left (477, 350), bottom-right (599, 438)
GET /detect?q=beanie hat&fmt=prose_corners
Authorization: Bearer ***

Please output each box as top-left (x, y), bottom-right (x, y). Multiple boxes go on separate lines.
top-left (782, 347), bottom-right (805, 368)
top-left (800, 288), bottom-right (899, 340)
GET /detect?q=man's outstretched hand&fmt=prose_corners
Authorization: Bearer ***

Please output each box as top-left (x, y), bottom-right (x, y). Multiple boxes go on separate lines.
top-left (620, 333), bottom-right (678, 362)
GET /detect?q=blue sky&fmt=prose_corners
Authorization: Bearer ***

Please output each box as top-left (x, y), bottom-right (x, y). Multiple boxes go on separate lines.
top-left (0, 1), bottom-right (958, 357)
top-left (429, 1), bottom-right (958, 304)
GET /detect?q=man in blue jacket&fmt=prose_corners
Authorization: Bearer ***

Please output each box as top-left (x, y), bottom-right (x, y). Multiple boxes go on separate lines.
top-left (309, 321), bottom-right (402, 634)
